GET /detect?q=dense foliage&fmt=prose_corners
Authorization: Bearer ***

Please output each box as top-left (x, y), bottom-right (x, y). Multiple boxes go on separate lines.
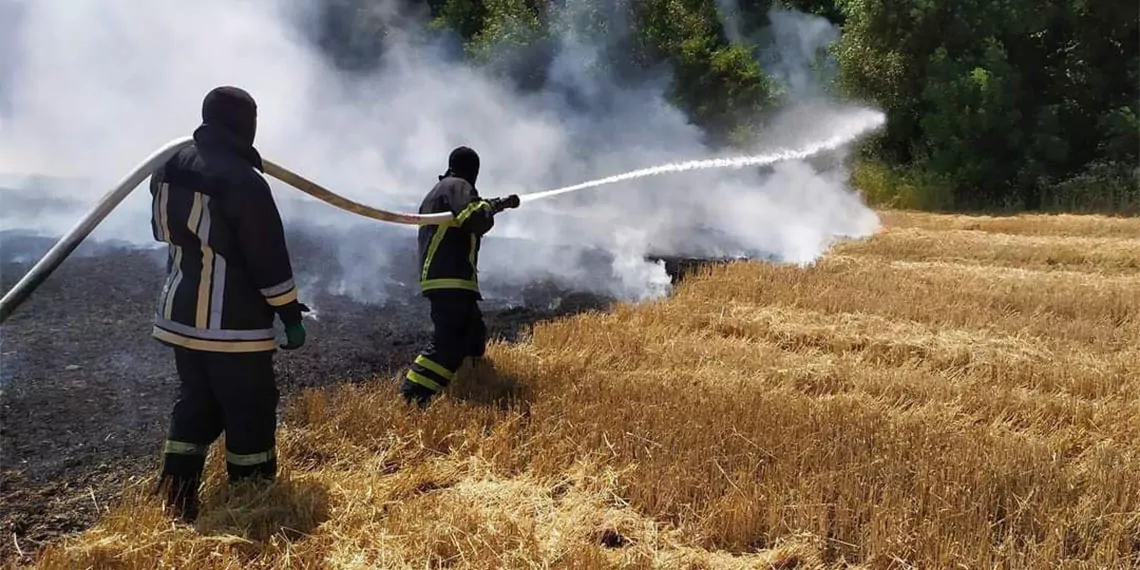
top-left (315, 0), bottom-right (1138, 212)
top-left (833, 0), bottom-right (1138, 211)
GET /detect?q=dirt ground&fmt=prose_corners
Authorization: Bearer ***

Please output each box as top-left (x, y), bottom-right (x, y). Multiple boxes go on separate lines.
top-left (0, 226), bottom-right (712, 564)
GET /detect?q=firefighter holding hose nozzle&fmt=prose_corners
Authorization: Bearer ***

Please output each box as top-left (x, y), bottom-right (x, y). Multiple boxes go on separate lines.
top-left (150, 86), bottom-right (310, 522)
top-left (401, 146), bottom-right (519, 406)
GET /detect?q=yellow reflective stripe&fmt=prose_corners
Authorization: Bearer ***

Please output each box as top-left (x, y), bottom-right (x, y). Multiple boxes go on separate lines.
top-left (415, 355), bottom-right (456, 381)
top-left (265, 287), bottom-right (298, 307)
top-left (188, 193), bottom-right (212, 328)
top-left (421, 225), bottom-right (450, 282)
top-left (455, 200), bottom-right (491, 224)
top-left (153, 327), bottom-right (278, 353)
top-left (406, 370), bottom-right (444, 393)
top-left (165, 440), bottom-right (208, 456)
top-left (420, 278), bottom-right (479, 292)
top-left (225, 449), bottom-right (276, 466)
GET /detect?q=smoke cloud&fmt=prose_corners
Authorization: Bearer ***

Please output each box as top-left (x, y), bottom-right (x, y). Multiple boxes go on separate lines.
top-left (760, 7), bottom-right (841, 100)
top-left (0, 0), bottom-right (881, 305)
top-left (715, 0), bottom-right (745, 44)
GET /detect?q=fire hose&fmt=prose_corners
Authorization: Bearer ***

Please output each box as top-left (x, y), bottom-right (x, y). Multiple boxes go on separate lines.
top-left (0, 116), bottom-right (880, 323)
top-left (0, 136), bottom-right (456, 323)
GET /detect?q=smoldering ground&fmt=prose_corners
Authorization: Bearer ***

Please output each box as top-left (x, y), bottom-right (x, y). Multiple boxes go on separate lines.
top-left (0, 0), bottom-right (882, 561)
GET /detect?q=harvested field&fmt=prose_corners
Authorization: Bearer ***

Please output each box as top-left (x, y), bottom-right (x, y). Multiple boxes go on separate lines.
top-left (9, 210), bottom-right (1140, 569)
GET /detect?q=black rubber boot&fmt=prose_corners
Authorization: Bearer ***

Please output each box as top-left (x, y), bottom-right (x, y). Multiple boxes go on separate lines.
top-left (400, 378), bottom-right (436, 409)
top-left (158, 473), bottom-right (201, 523)
top-left (227, 456), bottom-right (277, 483)
top-left (158, 453), bottom-right (206, 523)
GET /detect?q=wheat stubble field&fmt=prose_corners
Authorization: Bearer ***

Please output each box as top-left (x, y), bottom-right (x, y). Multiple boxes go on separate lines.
top-left (25, 211), bottom-right (1140, 569)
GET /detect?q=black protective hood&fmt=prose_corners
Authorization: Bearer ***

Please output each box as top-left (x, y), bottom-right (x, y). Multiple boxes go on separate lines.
top-left (202, 86), bottom-right (258, 147)
top-left (440, 146), bottom-right (480, 186)
top-left (196, 86), bottom-right (263, 170)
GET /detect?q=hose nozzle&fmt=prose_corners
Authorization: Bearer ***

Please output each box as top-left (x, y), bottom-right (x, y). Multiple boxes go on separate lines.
top-left (488, 194), bottom-right (520, 213)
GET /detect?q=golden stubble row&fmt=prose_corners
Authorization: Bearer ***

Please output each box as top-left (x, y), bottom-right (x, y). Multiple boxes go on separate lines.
top-left (877, 210), bottom-right (1140, 239)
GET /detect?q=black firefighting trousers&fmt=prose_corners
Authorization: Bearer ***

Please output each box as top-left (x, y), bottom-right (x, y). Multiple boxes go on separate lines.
top-left (400, 290), bottom-right (487, 405)
top-left (160, 347), bottom-right (279, 498)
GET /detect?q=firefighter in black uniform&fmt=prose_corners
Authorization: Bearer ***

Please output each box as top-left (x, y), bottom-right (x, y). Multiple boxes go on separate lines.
top-left (400, 146), bottom-right (519, 406)
top-left (150, 86), bottom-right (309, 521)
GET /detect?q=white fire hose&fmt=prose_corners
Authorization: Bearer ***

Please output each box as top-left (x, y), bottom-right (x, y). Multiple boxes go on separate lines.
top-left (0, 136), bottom-right (455, 323)
top-left (0, 119), bottom-right (877, 323)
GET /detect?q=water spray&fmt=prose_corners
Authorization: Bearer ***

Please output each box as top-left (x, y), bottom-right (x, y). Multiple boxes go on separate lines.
top-left (0, 112), bottom-right (882, 323)
top-left (522, 114), bottom-right (882, 203)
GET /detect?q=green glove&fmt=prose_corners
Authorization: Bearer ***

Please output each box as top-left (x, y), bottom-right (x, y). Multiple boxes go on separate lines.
top-left (281, 321), bottom-right (306, 350)
top-left (275, 300), bottom-right (310, 350)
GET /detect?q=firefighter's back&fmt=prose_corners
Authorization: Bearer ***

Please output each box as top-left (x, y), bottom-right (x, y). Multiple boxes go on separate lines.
top-left (149, 142), bottom-right (279, 352)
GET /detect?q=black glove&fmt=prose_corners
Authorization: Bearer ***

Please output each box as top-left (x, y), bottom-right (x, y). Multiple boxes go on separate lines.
top-left (487, 194), bottom-right (520, 214)
top-left (275, 301), bottom-right (310, 326)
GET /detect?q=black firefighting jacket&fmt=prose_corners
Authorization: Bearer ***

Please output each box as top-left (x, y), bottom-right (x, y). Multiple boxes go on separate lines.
top-left (416, 176), bottom-right (495, 297)
top-left (148, 123), bottom-right (301, 353)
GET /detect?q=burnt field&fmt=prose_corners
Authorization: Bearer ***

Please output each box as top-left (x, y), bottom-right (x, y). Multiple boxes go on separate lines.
top-left (0, 224), bottom-right (713, 562)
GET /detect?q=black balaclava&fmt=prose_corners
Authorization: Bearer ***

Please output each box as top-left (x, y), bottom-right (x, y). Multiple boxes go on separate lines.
top-left (201, 86), bottom-right (258, 147)
top-left (442, 146), bottom-right (480, 186)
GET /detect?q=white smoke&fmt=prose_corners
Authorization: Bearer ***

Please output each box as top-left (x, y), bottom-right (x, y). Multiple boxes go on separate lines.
top-left (0, 0), bottom-right (881, 304)
top-left (760, 7), bottom-right (841, 100)
top-left (715, 0), bottom-right (745, 44)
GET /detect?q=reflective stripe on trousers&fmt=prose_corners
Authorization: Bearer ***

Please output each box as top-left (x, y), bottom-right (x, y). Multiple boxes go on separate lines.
top-left (165, 439), bottom-right (209, 456)
top-left (406, 354), bottom-right (457, 393)
top-left (226, 448), bottom-right (276, 466)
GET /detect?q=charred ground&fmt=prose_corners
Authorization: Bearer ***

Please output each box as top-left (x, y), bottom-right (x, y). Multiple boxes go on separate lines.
top-left (0, 225), bottom-right (716, 563)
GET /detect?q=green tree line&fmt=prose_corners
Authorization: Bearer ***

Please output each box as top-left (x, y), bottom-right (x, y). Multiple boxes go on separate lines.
top-left (319, 0), bottom-right (1139, 213)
